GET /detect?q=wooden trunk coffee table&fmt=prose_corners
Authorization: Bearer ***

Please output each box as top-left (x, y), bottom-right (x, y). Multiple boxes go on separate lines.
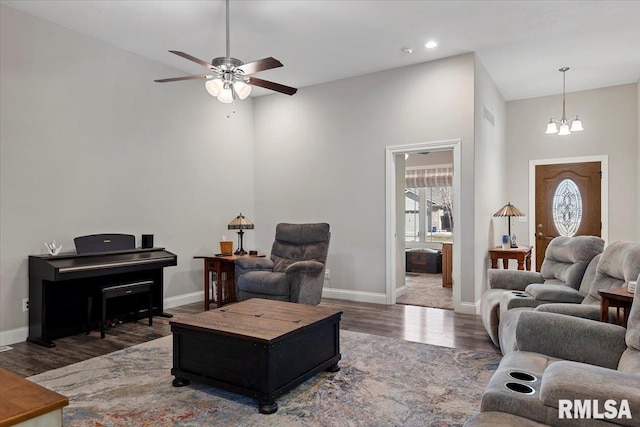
top-left (169, 298), bottom-right (342, 414)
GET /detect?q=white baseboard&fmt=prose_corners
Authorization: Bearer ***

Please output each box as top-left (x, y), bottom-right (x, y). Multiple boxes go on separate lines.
top-left (456, 300), bottom-right (479, 315)
top-left (0, 292), bottom-right (206, 346)
top-left (0, 326), bottom-right (28, 347)
top-left (395, 285), bottom-right (407, 298)
top-left (322, 287), bottom-right (388, 304)
top-left (164, 291), bottom-right (204, 309)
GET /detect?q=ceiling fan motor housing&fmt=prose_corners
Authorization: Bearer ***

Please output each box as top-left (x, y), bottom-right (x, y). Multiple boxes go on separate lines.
top-left (212, 56), bottom-right (244, 72)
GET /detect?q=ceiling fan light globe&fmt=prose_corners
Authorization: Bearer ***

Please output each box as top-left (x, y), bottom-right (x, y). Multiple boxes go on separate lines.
top-left (217, 87), bottom-right (234, 104)
top-left (205, 78), bottom-right (224, 97)
top-left (545, 121), bottom-right (558, 134)
top-left (234, 80), bottom-right (252, 100)
top-left (558, 123), bottom-right (571, 136)
top-left (570, 118), bottom-right (584, 131)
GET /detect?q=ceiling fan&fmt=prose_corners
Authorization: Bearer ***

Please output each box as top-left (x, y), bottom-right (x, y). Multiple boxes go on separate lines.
top-left (154, 0), bottom-right (297, 104)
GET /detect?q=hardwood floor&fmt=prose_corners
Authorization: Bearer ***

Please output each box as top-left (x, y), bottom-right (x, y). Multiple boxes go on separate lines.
top-left (0, 299), bottom-right (498, 378)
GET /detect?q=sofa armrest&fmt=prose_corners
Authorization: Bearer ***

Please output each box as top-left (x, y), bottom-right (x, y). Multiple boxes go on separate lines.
top-left (515, 311), bottom-right (627, 369)
top-left (234, 257), bottom-right (274, 271)
top-left (524, 284), bottom-right (585, 303)
top-left (534, 303), bottom-right (601, 321)
top-left (487, 269), bottom-right (544, 291)
top-left (540, 361), bottom-right (640, 425)
top-left (285, 260), bottom-right (324, 275)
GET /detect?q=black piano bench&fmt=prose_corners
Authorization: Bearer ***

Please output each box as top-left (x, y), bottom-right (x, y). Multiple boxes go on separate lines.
top-left (87, 280), bottom-right (153, 339)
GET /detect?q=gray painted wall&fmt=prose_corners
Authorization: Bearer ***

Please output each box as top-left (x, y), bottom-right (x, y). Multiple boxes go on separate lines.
top-left (0, 6), bottom-right (254, 337)
top-left (252, 54), bottom-right (479, 304)
top-left (506, 83), bottom-right (639, 245)
top-left (473, 59), bottom-right (507, 296)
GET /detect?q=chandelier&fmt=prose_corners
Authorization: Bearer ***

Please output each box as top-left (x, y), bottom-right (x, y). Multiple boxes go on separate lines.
top-left (545, 67), bottom-right (584, 136)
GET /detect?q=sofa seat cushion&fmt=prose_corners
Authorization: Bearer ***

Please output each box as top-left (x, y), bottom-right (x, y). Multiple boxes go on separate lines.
top-left (236, 271), bottom-right (288, 296)
top-left (540, 361), bottom-right (640, 427)
top-left (524, 283), bottom-right (585, 303)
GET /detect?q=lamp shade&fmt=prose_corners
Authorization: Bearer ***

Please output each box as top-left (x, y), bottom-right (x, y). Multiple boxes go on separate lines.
top-left (205, 78), bottom-right (224, 97)
top-left (545, 120), bottom-right (558, 134)
top-left (493, 202), bottom-right (526, 218)
top-left (234, 80), bottom-right (252, 100)
top-left (558, 123), bottom-right (571, 136)
top-left (570, 118), bottom-right (584, 131)
top-left (217, 86), bottom-right (234, 104)
top-left (228, 213), bottom-right (254, 230)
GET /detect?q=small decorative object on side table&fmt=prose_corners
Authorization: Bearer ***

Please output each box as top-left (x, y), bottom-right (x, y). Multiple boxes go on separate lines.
top-left (599, 287), bottom-right (634, 327)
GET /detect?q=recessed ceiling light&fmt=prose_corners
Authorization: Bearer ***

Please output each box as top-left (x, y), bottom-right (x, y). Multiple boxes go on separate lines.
top-left (425, 41), bottom-right (438, 49)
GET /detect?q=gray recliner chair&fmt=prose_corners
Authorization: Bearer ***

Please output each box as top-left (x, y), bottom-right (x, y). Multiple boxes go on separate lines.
top-left (234, 223), bottom-right (330, 305)
top-left (480, 235), bottom-right (604, 346)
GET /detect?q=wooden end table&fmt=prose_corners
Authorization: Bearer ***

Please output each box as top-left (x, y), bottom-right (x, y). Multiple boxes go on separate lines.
top-left (489, 246), bottom-right (532, 271)
top-left (170, 298), bottom-right (342, 414)
top-left (194, 254), bottom-right (265, 311)
top-left (598, 287), bottom-right (635, 327)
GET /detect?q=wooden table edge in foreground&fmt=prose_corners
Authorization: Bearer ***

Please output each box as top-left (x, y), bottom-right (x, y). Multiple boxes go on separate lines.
top-left (0, 367), bottom-right (69, 427)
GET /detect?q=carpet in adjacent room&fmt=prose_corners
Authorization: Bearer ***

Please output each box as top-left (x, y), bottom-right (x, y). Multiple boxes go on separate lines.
top-left (396, 273), bottom-right (453, 310)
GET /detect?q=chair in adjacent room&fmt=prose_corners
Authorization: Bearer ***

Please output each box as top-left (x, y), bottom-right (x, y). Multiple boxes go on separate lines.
top-left (235, 223), bottom-right (330, 305)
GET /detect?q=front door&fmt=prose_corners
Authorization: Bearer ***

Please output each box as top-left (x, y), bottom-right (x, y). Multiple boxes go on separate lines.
top-left (534, 161), bottom-right (601, 271)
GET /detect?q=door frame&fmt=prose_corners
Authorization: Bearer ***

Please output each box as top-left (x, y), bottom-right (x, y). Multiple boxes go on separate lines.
top-left (528, 155), bottom-right (609, 268)
top-left (385, 139), bottom-right (462, 309)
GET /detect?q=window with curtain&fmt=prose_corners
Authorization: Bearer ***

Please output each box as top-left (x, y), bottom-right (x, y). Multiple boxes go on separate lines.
top-left (405, 166), bottom-right (453, 243)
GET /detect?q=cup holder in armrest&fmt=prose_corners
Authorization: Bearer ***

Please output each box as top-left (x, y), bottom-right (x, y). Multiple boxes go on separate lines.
top-left (504, 382), bottom-right (535, 395)
top-left (508, 371), bottom-right (537, 382)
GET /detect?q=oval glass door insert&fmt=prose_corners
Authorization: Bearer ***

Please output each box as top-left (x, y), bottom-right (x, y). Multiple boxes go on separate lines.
top-left (552, 179), bottom-right (582, 236)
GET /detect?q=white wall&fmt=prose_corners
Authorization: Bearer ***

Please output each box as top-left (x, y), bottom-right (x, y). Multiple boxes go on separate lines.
top-left (506, 83), bottom-right (638, 245)
top-left (252, 54), bottom-right (477, 304)
top-left (0, 6), bottom-right (254, 341)
top-left (638, 81), bottom-right (640, 239)
top-left (473, 59), bottom-right (507, 297)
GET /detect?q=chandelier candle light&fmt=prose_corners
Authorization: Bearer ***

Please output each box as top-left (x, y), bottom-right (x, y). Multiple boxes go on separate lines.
top-left (228, 213), bottom-right (254, 255)
top-left (545, 67), bottom-right (584, 136)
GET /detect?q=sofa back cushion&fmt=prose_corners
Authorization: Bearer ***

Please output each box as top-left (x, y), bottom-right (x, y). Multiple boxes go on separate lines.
top-left (540, 236), bottom-right (604, 289)
top-left (271, 223), bottom-right (330, 272)
top-left (585, 241), bottom-right (640, 303)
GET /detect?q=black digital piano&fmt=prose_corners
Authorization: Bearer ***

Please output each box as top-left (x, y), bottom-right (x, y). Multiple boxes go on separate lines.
top-left (28, 234), bottom-right (177, 347)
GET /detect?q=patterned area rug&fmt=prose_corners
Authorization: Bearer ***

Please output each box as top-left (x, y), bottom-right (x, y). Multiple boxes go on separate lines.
top-left (29, 330), bottom-right (499, 426)
top-left (397, 273), bottom-right (454, 310)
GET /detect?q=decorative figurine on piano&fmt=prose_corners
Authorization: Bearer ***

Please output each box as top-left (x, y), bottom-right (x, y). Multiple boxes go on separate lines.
top-left (44, 241), bottom-right (62, 256)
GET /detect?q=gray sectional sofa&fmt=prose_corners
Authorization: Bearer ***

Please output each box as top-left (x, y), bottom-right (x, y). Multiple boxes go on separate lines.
top-left (481, 236), bottom-right (604, 347)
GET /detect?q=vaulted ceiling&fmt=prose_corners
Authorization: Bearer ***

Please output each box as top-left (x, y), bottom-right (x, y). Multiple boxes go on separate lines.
top-left (3, 0), bottom-right (639, 100)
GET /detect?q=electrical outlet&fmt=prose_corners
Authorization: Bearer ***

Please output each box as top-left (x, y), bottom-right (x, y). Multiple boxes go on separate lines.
top-left (324, 270), bottom-right (330, 279)
top-left (22, 298), bottom-right (29, 312)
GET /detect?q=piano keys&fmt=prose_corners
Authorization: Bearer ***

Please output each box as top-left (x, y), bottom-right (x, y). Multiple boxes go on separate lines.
top-left (28, 236), bottom-right (177, 347)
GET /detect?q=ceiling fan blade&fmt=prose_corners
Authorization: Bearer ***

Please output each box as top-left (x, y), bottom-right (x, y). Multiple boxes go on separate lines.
top-left (248, 77), bottom-right (297, 96)
top-left (169, 50), bottom-right (216, 71)
top-left (154, 74), bottom-right (211, 83)
top-left (236, 57), bottom-right (283, 75)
